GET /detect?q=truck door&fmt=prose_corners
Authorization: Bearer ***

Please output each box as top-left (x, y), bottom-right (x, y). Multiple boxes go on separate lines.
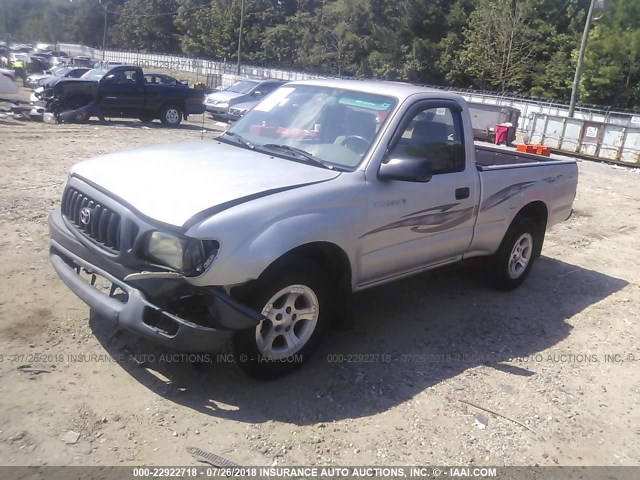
top-left (99, 68), bottom-right (145, 115)
top-left (359, 100), bottom-right (479, 286)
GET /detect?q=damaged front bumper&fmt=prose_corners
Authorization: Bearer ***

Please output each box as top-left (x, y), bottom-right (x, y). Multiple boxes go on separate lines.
top-left (49, 208), bottom-right (261, 352)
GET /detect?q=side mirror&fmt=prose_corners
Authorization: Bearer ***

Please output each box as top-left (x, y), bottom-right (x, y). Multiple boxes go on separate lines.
top-left (102, 74), bottom-right (114, 84)
top-left (378, 156), bottom-right (432, 183)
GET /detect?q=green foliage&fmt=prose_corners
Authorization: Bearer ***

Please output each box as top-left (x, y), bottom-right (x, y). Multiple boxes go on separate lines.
top-left (579, 0), bottom-right (640, 108)
top-left (1, 0), bottom-right (639, 109)
top-left (118, 0), bottom-right (181, 52)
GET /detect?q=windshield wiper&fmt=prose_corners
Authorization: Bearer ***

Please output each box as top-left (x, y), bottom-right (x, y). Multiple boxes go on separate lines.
top-left (223, 131), bottom-right (254, 150)
top-left (261, 144), bottom-right (333, 170)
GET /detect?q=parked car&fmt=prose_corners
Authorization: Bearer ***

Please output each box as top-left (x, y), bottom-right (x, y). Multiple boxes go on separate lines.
top-left (30, 69), bottom-right (91, 102)
top-left (48, 79), bottom-right (578, 379)
top-left (204, 79), bottom-right (285, 119)
top-left (80, 68), bottom-right (109, 81)
top-left (32, 68), bottom-right (105, 103)
top-left (225, 88), bottom-right (286, 122)
top-left (71, 56), bottom-right (94, 68)
top-left (26, 67), bottom-right (89, 89)
top-left (28, 55), bottom-right (53, 73)
top-left (40, 65), bottom-right (205, 125)
top-left (0, 68), bottom-right (18, 95)
top-left (226, 98), bottom-right (257, 122)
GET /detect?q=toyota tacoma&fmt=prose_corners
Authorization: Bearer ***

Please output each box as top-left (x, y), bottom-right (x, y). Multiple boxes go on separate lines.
top-left (49, 79), bottom-right (578, 378)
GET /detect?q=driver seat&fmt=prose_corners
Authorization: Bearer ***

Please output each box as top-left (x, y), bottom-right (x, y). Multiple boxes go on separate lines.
top-left (334, 109), bottom-right (377, 146)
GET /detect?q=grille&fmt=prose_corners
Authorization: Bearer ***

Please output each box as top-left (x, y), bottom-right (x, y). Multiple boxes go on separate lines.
top-left (61, 187), bottom-right (122, 251)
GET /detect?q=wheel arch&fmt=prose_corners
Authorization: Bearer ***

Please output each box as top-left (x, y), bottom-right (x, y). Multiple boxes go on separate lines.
top-left (512, 200), bottom-right (548, 257)
top-left (159, 99), bottom-right (185, 113)
top-left (63, 94), bottom-right (93, 109)
top-left (231, 241), bottom-right (353, 303)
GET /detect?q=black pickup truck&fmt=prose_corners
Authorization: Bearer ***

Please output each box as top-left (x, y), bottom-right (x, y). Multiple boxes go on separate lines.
top-left (41, 66), bottom-right (205, 126)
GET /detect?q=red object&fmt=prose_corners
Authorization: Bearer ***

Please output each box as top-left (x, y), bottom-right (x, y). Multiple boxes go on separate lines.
top-left (249, 124), bottom-right (278, 137)
top-left (495, 124), bottom-right (509, 145)
top-left (515, 144), bottom-right (551, 156)
top-left (535, 146), bottom-right (551, 156)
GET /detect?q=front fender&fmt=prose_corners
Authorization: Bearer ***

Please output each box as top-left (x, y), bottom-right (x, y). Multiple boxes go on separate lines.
top-left (189, 211), bottom-right (359, 288)
top-left (183, 171), bottom-right (367, 288)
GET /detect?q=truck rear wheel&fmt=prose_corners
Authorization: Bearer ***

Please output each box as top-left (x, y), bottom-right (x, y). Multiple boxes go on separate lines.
top-left (232, 257), bottom-right (332, 380)
top-left (160, 104), bottom-right (182, 126)
top-left (488, 216), bottom-right (540, 291)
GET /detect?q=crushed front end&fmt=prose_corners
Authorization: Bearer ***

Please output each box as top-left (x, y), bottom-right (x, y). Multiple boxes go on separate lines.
top-left (49, 176), bottom-right (261, 352)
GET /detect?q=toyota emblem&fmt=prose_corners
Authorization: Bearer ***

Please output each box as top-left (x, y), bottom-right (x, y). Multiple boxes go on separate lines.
top-left (80, 207), bottom-right (92, 225)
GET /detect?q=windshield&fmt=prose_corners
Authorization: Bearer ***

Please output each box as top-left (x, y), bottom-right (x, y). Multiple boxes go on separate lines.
top-left (223, 85), bottom-right (396, 169)
top-left (81, 68), bottom-right (107, 81)
top-left (52, 67), bottom-right (71, 76)
top-left (226, 80), bottom-right (259, 94)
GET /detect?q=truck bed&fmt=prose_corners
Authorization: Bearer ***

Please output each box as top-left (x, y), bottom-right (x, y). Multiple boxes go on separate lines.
top-left (474, 144), bottom-right (570, 170)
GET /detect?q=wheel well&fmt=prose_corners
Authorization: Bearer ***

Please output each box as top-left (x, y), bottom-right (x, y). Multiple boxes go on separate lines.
top-left (64, 95), bottom-right (92, 108)
top-left (283, 242), bottom-right (352, 288)
top-left (230, 242), bottom-right (352, 305)
top-left (161, 101), bottom-right (184, 113)
top-left (514, 201), bottom-right (548, 257)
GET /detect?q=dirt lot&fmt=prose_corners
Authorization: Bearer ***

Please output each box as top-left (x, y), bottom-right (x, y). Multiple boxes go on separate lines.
top-left (0, 105), bottom-right (639, 467)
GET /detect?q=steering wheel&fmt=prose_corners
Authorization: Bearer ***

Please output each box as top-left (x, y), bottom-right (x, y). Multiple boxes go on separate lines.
top-left (341, 135), bottom-right (370, 155)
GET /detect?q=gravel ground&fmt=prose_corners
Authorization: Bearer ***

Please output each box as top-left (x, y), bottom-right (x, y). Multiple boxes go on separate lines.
top-left (0, 95), bottom-right (639, 467)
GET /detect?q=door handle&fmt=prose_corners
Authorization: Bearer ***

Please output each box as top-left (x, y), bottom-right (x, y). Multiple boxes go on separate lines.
top-left (455, 187), bottom-right (470, 200)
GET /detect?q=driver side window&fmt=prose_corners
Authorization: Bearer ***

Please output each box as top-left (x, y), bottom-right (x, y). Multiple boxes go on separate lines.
top-left (391, 106), bottom-right (465, 174)
top-left (112, 69), bottom-right (138, 84)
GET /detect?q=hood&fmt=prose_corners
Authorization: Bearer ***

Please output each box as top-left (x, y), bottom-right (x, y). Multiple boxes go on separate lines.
top-left (230, 99), bottom-right (259, 111)
top-left (71, 140), bottom-right (341, 228)
top-left (41, 76), bottom-right (64, 88)
top-left (50, 77), bottom-right (98, 91)
top-left (206, 91), bottom-right (244, 103)
top-left (28, 74), bottom-right (50, 81)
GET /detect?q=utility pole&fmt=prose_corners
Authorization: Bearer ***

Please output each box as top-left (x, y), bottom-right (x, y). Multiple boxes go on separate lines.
top-left (237, 0), bottom-right (245, 75)
top-left (100, 0), bottom-right (108, 62)
top-left (2, 0), bottom-right (7, 43)
top-left (568, 0), bottom-right (596, 117)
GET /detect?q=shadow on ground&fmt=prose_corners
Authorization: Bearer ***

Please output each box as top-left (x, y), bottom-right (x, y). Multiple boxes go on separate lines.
top-left (89, 257), bottom-right (627, 425)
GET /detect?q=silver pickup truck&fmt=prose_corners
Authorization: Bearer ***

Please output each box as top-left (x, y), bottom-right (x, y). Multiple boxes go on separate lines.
top-left (49, 79), bottom-right (578, 378)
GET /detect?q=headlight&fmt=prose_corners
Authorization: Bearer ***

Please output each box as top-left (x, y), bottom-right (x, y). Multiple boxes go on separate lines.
top-left (145, 232), bottom-right (219, 276)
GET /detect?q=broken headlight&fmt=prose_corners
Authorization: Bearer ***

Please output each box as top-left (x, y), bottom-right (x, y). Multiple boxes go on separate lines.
top-left (145, 231), bottom-right (219, 276)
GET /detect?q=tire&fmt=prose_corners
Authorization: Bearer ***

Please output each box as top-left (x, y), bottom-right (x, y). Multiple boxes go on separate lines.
top-left (488, 216), bottom-right (540, 291)
top-left (160, 104), bottom-right (182, 126)
top-left (232, 257), bottom-right (333, 380)
top-left (65, 96), bottom-right (90, 123)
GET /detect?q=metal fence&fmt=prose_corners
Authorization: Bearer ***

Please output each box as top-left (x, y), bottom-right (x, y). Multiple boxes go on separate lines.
top-left (58, 44), bottom-right (323, 89)
top-left (432, 88), bottom-right (640, 133)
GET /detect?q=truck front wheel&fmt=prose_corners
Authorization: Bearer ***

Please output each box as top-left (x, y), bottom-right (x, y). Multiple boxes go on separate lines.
top-left (232, 257), bottom-right (332, 379)
top-left (489, 216), bottom-right (540, 291)
top-left (160, 104), bottom-right (182, 126)
top-left (65, 96), bottom-right (91, 123)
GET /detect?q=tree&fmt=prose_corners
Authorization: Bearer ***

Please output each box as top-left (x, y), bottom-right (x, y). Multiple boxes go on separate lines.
top-left (118, 0), bottom-right (181, 52)
top-left (459, 0), bottom-right (540, 92)
top-left (579, 0), bottom-right (640, 109)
